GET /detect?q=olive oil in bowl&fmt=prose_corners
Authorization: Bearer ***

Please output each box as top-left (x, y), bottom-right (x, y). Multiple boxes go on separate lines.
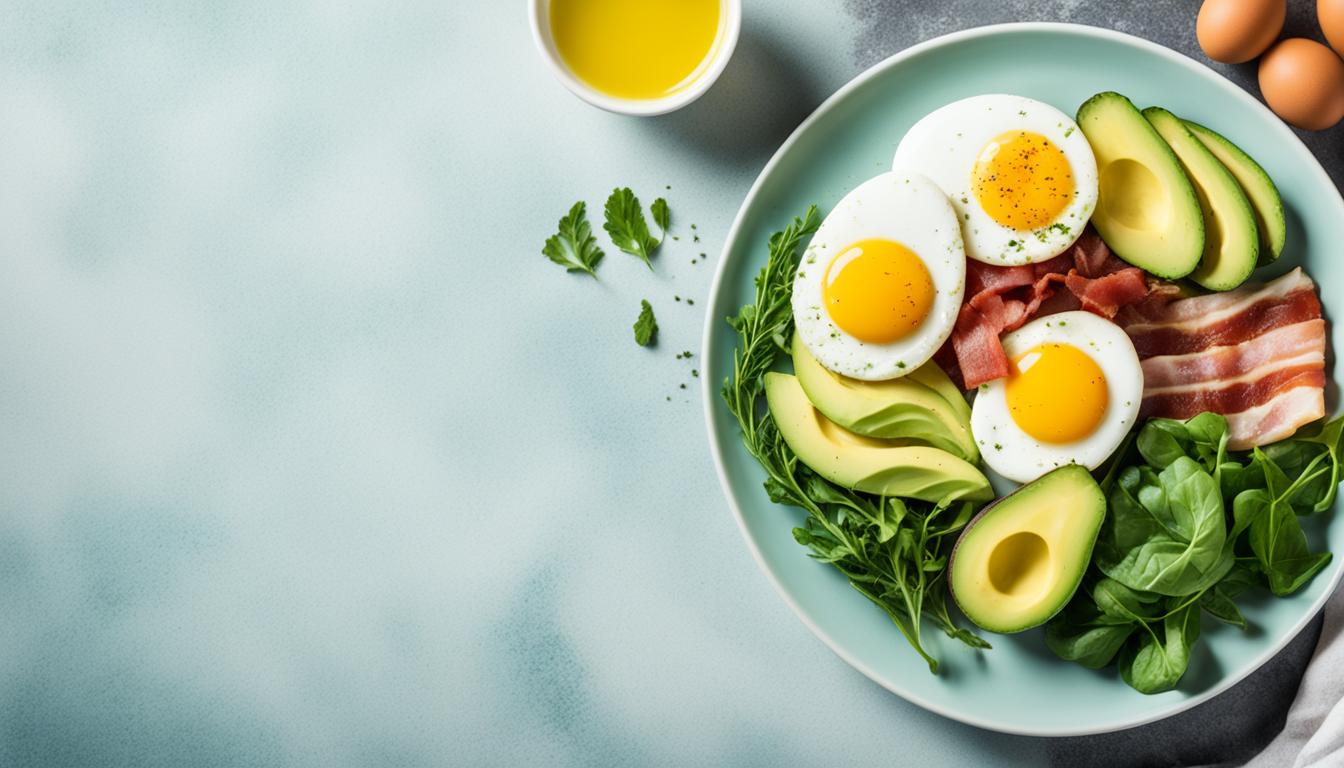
top-left (549, 0), bottom-right (726, 102)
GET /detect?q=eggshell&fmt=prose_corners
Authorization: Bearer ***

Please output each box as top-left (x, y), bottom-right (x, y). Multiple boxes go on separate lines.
top-left (1197, 0), bottom-right (1286, 63)
top-left (1321, 0), bottom-right (1344, 57)
top-left (1258, 38), bottom-right (1344, 131)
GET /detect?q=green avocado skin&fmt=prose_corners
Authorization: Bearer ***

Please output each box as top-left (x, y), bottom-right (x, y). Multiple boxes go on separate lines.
top-left (1182, 119), bottom-right (1286, 266)
top-left (790, 334), bottom-right (978, 463)
top-left (763, 372), bottom-right (992, 504)
top-left (1143, 107), bottom-right (1259, 291)
top-left (948, 465), bottom-right (1105, 634)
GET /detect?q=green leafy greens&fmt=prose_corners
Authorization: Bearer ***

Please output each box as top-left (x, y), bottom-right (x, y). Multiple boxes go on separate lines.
top-left (542, 201), bottom-right (604, 277)
top-left (720, 206), bottom-right (988, 673)
top-left (604, 188), bottom-right (664, 268)
top-left (1048, 412), bottom-right (1343, 693)
top-left (633, 300), bottom-right (658, 347)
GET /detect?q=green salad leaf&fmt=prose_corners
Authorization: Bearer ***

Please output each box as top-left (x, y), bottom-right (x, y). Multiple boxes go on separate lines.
top-left (542, 201), bottom-right (604, 277)
top-left (1049, 411), bottom-right (1344, 694)
top-left (1118, 597), bottom-right (1200, 694)
top-left (721, 206), bottom-right (988, 673)
top-left (1096, 458), bottom-right (1231, 597)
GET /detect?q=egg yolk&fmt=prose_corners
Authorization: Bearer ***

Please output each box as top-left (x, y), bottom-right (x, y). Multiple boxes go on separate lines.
top-left (822, 239), bottom-right (934, 344)
top-left (1005, 343), bottom-right (1108, 444)
top-left (972, 131), bottom-right (1075, 231)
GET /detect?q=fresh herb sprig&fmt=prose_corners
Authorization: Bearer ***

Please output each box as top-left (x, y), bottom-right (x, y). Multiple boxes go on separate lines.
top-left (542, 201), bottom-right (604, 277)
top-left (720, 206), bottom-right (988, 672)
top-left (604, 188), bottom-right (667, 268)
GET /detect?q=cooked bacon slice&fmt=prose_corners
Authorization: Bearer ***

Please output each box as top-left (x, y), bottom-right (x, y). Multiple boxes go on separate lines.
top-left (1224, 386), bottom-right (1326, 451)
top-left (1140, 365), bottom-right (1325, 422)
top-left (1124, 286), bottom-right (1321, 357)
top-left (942, 228), bottom-right (1154, 389)
top-left (1140, 320), bottom-right (1325, 389)
top-left (1120, 268), bottom-right (1327, 449)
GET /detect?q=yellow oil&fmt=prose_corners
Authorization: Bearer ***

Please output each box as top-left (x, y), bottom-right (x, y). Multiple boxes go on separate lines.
top-left (550, 0), bottom-right (722, 100)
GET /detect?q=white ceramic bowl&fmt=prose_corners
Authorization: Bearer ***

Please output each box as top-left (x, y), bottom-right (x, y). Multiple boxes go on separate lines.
top-left (528, 0), bottom-right (742, 116)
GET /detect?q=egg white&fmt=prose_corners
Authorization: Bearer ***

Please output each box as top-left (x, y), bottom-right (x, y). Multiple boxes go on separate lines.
top-left (892, 94), bottom-right (1099, 266)
top-left (792, 171), bottom-right (966, 381)
top-left (971, 311), bottom-right (1143, 484)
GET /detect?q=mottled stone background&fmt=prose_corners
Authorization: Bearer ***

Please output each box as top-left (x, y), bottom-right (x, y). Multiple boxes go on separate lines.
top-left (0, 1), bottom-right (1337, 766)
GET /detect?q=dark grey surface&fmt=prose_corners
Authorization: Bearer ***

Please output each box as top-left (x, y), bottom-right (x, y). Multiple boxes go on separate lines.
top-left (839, 2), bottom-right (1341, 765)
top-left (845, 0), bottom-right (1344, 191)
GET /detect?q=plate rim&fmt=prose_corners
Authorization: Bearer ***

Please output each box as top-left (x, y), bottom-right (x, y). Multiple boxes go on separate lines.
top-left (699, 21), bottom-right (1344, 737)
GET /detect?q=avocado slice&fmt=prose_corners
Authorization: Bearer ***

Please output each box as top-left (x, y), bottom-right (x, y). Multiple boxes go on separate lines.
top-left (904, 358), bottom-right (972, 424)
top-left (763, 372), bottom-right (992, 504)
top-left (791, 334), bottom-right (978, 463)
top-left (1075, 92), bottom-right (1204, 279)
top-left (948, 465), bottom-right (1105, 633)
top-left (1182, 119), bottom-right (1285, 265)
top-left (1143, 108), bottom-right (1259, 290)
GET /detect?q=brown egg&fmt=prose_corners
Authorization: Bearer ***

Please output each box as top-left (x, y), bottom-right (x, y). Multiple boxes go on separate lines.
top-left (1197, 0), bottom-right (1286, 63)
top-left (1259, 38), bottom-right (1344, 130)
top-left (1321, 0), bottom-right (1344, 57)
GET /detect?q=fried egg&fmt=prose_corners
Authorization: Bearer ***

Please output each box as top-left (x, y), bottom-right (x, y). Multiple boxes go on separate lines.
top-left (792, 171), bottom-right (965, 380)
top-left (971, 311), bottom-right (1143, 483)
top-left (892, 94), bottom-right (1099, 266)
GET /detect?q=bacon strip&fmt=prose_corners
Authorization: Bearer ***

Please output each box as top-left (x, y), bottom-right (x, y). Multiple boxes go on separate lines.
top-left (1121, 268), bottom-right (1327, 450)
top-left (1124, 288), bottom-right (1321, 358)
top-left (1140, 320), bottom-right (1326, 389)
top-left (1140, 366), bottom-right (1325, 421)
top-left (1225, 386), bottom-right (1326, 451)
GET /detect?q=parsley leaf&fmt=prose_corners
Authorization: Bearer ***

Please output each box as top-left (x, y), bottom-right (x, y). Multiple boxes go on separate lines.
top-left (541, 201), bottom-right (603, 277)
top-left (651, 197), bottom-right (670, 236)
top-left (604, 187), bottom-right (660, 268)
top-left (633, 300), bottom-right (658, 346)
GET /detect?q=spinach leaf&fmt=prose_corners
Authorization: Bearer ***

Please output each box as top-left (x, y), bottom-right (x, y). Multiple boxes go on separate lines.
top-left (1243, 457), bottom-right (1333, 596)
top-left (1097, 458), bottom-right (1230, 596)
top-left (1094, 578), bottom-right (1161, 622)
top-left (1199, 563), bottom-right (1257, 630)
top-left (1045, 599), bottom-right (1138, 669)
top-left (1137, 413), bottom-right (1228, 472)
top-left (1262, 415), bottom-right (1344, 515)
top-left (1118, 597), bottom-right (1201, 694)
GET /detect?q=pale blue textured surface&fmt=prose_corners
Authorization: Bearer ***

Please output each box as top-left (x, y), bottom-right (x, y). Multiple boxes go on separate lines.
top-left (0, 2), bottom-right (1334, 766)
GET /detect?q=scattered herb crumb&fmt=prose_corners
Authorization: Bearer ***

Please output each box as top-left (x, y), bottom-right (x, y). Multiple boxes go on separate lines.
top-left (683, 351), bottom-right (693, 358)
top-left (691, 369), bottom-right (699, 377)
top-left (541, 201), bottom-right (604, 277)
top-left (675, 295), bottom-right (681, 302)
top-left (687, 298), bottom-right (695, 306)
top-left (679, 383), bottom-right (686, 389)
top-left (633, 300), bottom-right (658, 346)
top-left (994, 443), bottom-right (1003, 450)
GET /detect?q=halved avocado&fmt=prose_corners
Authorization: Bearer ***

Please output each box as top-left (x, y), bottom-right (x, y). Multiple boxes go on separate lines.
top-left (1144, 108), bottom-right (1259, 290)
top-left (1183, 119), bottom-right (1286, 265)
top-left (763, 372), bottom-right (992, 504)
top-left (948, 465), bottom-right (1105, 633)
top-left (1075, 92), bottom-right (1204, 279)
top-left (791, 334), bottom-right (978, 463)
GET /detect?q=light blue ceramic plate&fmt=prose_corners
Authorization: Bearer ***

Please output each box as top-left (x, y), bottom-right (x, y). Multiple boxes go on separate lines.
top-left (702, 23), bottom-right (1344, 736)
